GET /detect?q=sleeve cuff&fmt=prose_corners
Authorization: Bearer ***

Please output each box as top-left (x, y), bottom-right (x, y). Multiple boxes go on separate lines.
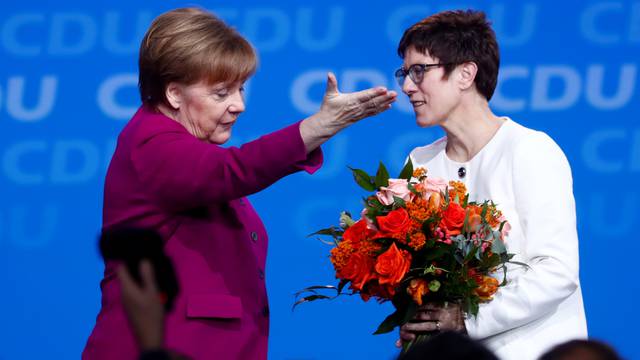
top-left (286, 120), bottom-right (323, 174)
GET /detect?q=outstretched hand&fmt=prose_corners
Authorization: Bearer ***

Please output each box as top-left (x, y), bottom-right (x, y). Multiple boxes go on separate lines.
top-left (300, 72), bottom-right (397, 153)
top-left (319, 72), bottom-right (397, 128)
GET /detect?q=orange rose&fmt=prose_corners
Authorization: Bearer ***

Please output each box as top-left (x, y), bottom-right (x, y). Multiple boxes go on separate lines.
top-left (475, 275), bottom-right (499, 301)
top-left (339, 252), bottom-right (375, 291)
top-left (440, 202), bottom-right (466, 235)
top-left (377, 208), bottom-right (411, 235)
top-left (468, 214), bottom-right (482, 231)
top-left (343, 219), bottom-right (375, 245)
top-left (406, 278), bottom-right (429, 305)
top-left (467, 204), bottom-right (481, 217)
top-left (427, 192), bottom-right (442, 213)
top-left (375, 242), bottom-right (411, 287)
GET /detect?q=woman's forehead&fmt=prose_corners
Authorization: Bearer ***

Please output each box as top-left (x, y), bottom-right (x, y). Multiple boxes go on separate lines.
top-left (404, 47), bottom-right (436, 65)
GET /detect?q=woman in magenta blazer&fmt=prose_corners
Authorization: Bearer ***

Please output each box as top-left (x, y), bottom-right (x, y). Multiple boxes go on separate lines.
top-left (82, 7), bottom-right (396, 360)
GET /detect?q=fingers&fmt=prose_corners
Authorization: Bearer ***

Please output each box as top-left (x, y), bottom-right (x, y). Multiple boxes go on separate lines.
top-left (420, 302), bottom-right (441, 311)
top-left (414, 311), bottom-right (439, 321)
top-left (356, 88), bottom-right (397, 106)
top-left (353, 86), bottom-right (385, 103)
top-left (402, 321), bottom-right (440, 333)
top-left (399, 326), bottom-right (416, 342)
top-left (139, 259), bottom-right (158, 293)
top-left (324, 72), bottom-right (339, 96)
top-left (116, 264), bottom-right (139, 296)
top-left (359, 91), bottom-right (397, 117)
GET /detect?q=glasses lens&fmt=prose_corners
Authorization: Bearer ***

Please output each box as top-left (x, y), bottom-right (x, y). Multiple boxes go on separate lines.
top-left (408, 65), bottom-right (425, 85)
top-left (394, 68), bottom-right (406, 87)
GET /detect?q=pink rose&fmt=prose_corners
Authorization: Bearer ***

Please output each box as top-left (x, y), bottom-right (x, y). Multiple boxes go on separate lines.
top-left (420, 177), bottom-right (448, 198)
top-left (499, 215), bottom-right (512, 240)
top-left (376, 179), bottom-right (413, 206)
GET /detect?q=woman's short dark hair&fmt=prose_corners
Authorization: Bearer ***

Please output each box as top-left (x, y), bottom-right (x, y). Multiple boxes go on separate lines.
top-left (397, 10), bottom-right (499, 101)
top-left (138, 7), bottom-right (257, 108)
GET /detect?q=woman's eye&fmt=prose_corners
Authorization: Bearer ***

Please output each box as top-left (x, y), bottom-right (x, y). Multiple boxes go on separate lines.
top-left (214, 90), bottom-right (229, 99)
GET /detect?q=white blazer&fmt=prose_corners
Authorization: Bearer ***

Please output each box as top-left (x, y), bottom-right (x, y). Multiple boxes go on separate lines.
top-left (409, 118), bottom-right (588, 360)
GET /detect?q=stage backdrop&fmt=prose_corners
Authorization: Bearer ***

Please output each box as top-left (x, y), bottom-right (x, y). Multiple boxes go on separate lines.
top-left (2, 0), bottom-right (638, 359)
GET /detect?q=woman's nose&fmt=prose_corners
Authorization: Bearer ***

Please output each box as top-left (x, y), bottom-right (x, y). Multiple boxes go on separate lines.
top-left (228, 91), bottom-right (245, 113)
top-left (402, 76), bottom-right (418, 96)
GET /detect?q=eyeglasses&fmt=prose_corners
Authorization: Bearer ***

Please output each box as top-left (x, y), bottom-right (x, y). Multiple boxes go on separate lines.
top-left (394, 63), bottom-right (451, 87)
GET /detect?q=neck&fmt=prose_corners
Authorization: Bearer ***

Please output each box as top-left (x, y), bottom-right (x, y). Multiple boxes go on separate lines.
top-left (156, 103), bottom-right (194, 133)
top-left (156, 103), bottom-right (178, 121)
top-left (441, 97), bottom-right (504, 162)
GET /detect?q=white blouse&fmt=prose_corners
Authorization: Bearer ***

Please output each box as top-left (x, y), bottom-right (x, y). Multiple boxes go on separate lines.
top-left (409, 118), bottom-right (588, 360)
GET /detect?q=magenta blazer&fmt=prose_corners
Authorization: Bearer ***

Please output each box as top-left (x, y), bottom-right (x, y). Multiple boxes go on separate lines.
top-left (83, 106), bottom-right (322, 359)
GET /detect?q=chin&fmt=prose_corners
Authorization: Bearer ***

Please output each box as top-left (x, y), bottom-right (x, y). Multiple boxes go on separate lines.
top-left (209, 131), bottom-right (232, 145)
top-left (415, 116), bottom-right (438, 128)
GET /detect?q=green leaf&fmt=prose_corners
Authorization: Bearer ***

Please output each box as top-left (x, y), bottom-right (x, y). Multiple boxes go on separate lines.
top-left (464, 245), bottom-right (479, 262)
top-left (307, 227), bottom-right (343, 238)
top-left (393, 196), bottom-right (406, 208)
top-left (398, 159), bottom-right (414, 180)
top-left (373, 237), bottom-right (395, 246)
top-left (401, 302), bottom-right (419, 324)
top-left (468, 299), bottom-right (480, 316)
top-left (337, 279), bottom-right (348, 293)
top-left (314, 237), bottom-right (336, 246)
top-left (292, 294), bottom-right (332, 310)
top-left (294, 285), bottom-right (339, 298)
top-left (420, 264), bottom-right (438, 275)
top-left (375, 162), bottom-right (390, 188)
top-left (508, 260), bottom-right (529, 268)
top-left (374, 309), bottom-right (403, 334)
top-left (349, 167), bottom-right (376, 191)
top-left (491, 237), bottom-right (507, 254)
top-left (374, 301), bottom-right (419, 335)
top-left (501, 265), bottom-right (508, 286)
top-left (462, 211), bottom-right (470, 233)
top-left (425, 245), bottom-right (450, 261)
top-left (480, 253), bottom-right (501, 269)
top-left (307, 227), bottom-right (343, 245)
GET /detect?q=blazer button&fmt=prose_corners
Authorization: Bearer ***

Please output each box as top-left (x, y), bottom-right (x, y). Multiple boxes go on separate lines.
top-left (261, 306), bottom-right (269, 317)
top-left (458, 166), bottom-right (466, 179)
top-left (250, 231), bottom-right (258, 242)
top-left (259, 269), bottom-right (265, 279)
top-left (238, 198), bottom-right (245, 206)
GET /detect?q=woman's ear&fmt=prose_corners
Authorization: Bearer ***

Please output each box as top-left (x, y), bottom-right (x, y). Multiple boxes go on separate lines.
top-left (165, 82), bottom-right (182, 109)
top-left (458, 62), bottom-right (478, 91)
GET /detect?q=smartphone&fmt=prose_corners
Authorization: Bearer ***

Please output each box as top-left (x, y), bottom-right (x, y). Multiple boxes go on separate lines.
top-left (99, 227), bottom-right (179, 312)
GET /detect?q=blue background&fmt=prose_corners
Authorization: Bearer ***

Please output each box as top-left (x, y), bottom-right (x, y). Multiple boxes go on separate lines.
top-left (1, 1), bottom-right (639, 359)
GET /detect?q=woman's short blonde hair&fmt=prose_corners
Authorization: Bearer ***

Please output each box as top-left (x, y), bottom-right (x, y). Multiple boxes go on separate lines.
top-left (139, 7), bottom-right (257, 107)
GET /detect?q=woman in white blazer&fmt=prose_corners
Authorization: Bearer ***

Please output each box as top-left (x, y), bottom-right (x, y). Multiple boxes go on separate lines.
top-left (394, 10), bottom-right (587, 360)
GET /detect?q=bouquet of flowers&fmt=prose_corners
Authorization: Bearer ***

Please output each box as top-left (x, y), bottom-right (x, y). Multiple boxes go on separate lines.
top-left (295, 160), bottom-right (521, 349)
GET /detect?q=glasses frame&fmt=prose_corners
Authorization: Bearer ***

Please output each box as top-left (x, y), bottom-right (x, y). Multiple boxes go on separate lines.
top-left (394, 63), bottom-right (452, 87)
